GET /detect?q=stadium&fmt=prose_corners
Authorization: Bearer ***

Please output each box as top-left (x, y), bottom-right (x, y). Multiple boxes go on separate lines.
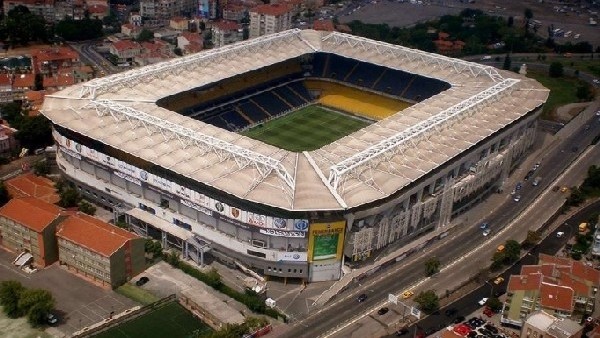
top-left (41, 29), bottom-right (548, 282)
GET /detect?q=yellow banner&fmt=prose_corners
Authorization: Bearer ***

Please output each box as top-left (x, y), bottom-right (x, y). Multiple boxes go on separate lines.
top-left (308, 221), bottom-right (346, 262)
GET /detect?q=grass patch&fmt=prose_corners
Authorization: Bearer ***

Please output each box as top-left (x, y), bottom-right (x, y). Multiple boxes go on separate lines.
top-left (93, 301), bottom-right (211, 338)
top-left (525, 70), bottom-right (588, 119)
top-left (0, 307), bottom-right (53, 338)
top-left (242, 105), bottom-right (370, 152)
top-left (116, 284), bottom-right (160, 305)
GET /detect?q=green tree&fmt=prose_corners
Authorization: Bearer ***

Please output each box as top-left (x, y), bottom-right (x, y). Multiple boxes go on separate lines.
top-left (502, 54), bottom-right (511, 70)
top-left (487, 297), bottom-right (502, 312)
top-left (504, 240), bottom-right (521, 264)
top-left (0, 102), bottom-right (25, 126)
top-left (33, 160), bottom-right (50, 176)
top-left (0, 182), bottom-right (10, 207)
top-left (3, 6), bottom-right (48, 46)
top-left (78, 200), bottom-right (96, 215)
top-left (0, 280), bottom-right (25, 318)
top-left (145, 239), bottom-right (163, 259)
top-left (548, 62), bottom-right (564, 77)
top-left (576, 85), bottom-right (592, 101)
top-left (17, 288), bottom-right (54, 326)
top-left (522, 230), bottom-right (541, 249)
top-left (55, 17), bottom-right (103, 41)
top-left (58, 186), bottom-right (80, 208)
top-left (414, 290), bottom-right (439, 314)
top-left (137, 29), bottom-right (154, 42)
top-left (424, 257), bottom-right (441, 276)
top-left (15, 115), bottom-right (53, 151)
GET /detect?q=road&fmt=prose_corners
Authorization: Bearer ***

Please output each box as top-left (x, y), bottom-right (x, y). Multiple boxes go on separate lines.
top-left (282, 107), bottom-right (600, 337)
top-left (69, 41), bottom-right (117, 75)
top-left (388, 199), bottom-right (600, 336)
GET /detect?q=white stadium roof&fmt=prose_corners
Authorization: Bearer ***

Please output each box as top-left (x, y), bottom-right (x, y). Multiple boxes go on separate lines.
top-left (42, 29), bottom-right (549, 212)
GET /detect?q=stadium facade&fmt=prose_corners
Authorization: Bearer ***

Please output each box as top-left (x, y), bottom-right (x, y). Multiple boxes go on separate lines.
top-left (41, 29), bottom-right (548, 282)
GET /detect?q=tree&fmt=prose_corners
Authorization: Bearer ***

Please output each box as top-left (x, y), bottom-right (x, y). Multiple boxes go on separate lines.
top-left (58, 186), bottom-right (80, 208)
top-left (576, 85), bottom-right (592, 101)
top-left (0, 280), bottom-right (25, 318)
top-left (3, 6), bottom-right (49, 46)
top-left (548, 62), bottom-right (564, 78)
top-left (504, 240), bottom-right (521, 264)
top-left (55, 18), bottom-right (103, 41)
top-left (145, 239), bottom-right (163, 259)
top-left (524, 8), bottom-right (533, 33)
top-left (487, 297), bottom-right (502, 312)
top-left (0, 182), bottom-right (9, 207)
top-left (507, 16), bottom-right (514, 27)
top-left (78, 200), bottom-right (96, 215)
top-left (15, 115), bottom-right (53, 151)
top-left (137, 29), bottom-right (154, 42)
top-left (414, 290), bottom-right (439, 314)
top-left (424, 257), bottom-right (440, 276)
top-left (522, 230), bottom-right (541, 249)
top-left (33, 160), bottom-right (50, 176)
top-left (502, 54), bottom-right (511, 70)
top-left (17, 288), bottom-right (54, 327)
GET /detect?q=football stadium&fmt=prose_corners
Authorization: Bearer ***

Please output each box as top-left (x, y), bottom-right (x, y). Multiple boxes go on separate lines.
top-left (41, 30), bottom-right (548, 282)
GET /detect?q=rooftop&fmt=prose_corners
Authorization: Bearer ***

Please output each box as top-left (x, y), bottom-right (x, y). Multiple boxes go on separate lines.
top-left (251, 3), bottom-right (292, 16)
top-left (56, 213), bottom-right (140, 257)
top-left (4, 173), bottom-right (60, 204)
top-left (539, 282), bottom-right (573, 312)
top-left (0, 197), bottom-right (61, 232)
top-left (40, 29), bottom-right (548, 212)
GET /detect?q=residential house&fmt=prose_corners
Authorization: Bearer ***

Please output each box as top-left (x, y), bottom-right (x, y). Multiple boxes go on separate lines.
top-left (222, 4), bottom-right (248, 22)
top-left (0, 197), bottom-right (63, 267)
top-left (170, 16), bottom-right (189, 31)
top-left (43, 72), bottom-right (76, 92)
top-left (129, 11), bottom-right (142, 26)
top-left (31, 46), bottom-right (80, 76)
top-left (212, 20), bottom-right (243, 48)
top-left (11, 74), bottom-right (35, 101)
top-left (4, 173), bottom-right (60, 204)
top-left (87, 3), bottom-right (108, 20)
top-left (521, 311), bottom-right (582, 338)
top-left (501, 254), bottom-right (600, 327)
top-left (121, 23), bottom-right (143, 39)
top-left (0, 74), bottom-right (13, 103)
top-left (313, 19), bottom-right (335, 32)
top-left (56, 213), bottom-right (145, 288)
top-left (3, 0), bottom-right (56, 24)
top-left (249, 3), bottom-right (292, 39)
top-left (110, 40), bottom-right (143, 64)
top-left (23, 91), bottom-right (47, 114)
top-left (0, 123), bottom-right (18, 155)
top-left (177, 32), bottom-right (203, 54)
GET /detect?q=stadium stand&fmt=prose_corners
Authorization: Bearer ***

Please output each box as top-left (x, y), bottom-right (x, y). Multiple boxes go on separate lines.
top-left (273, 86), bottom-right (305, 107)
top-left (237, 101), bottom-right (270, 123)
top-left (372, 69), bottom-right (414, 95)
top-left (287, 81), bottom-right (312, 103)
top-left (344, 61), bottom-right (383, 88)
top-left (251, 92), bottom-right (291, 116)
top-left (311, 52), bottom-right (329, 77)
top-left (400, 75), bottom-right (450, 102)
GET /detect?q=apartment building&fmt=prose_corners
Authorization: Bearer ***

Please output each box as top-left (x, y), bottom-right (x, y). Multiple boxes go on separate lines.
top-left (0, 197), bottom-right (63, 267)
top-left (56, 213), bottom-right (145, 288)
top-left (139, 0), bottom-right (199, 21)
top-left (502, 254), bottom-right (600, 327)
top-left (521, 311), bottom-right (582, 338)
top-left (3, 0), bottom-right (56, 24)
top-left (592, 226), bottom-right (600, 257)
top-left (211, 20), bottom-right (243, 48)
top-left (0, 123), bottom-right (18, 155)
top-left (110, 40), bottom-right (143, 64)
top-left (249, 3), bottom-right (292, 39)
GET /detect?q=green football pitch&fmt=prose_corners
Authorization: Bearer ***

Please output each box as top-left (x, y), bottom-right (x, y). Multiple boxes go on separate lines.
top-left (93, 302), bottom-right (212, 338)
top-left (242, 105), bottom-right (371, 152)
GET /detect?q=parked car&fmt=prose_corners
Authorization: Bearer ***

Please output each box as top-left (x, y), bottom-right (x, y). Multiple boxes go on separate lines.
top-left (513, 195), bottom-right (521, 202)
top-left (453, 315), bottom-right (466, 324)
top-left (493, 276), bottom-right (504, 285)
top-left (479, 222), bottom-right (489, 230)
top-left (483, 228), bottom-right (491, 236)
top-left (402, 290), bottom-right (414, 299)
top-left (357, 293), bottom-right (368, 302)
top-left (478, 297), bottom-right (488, 306)
top-left (556, 231), bottom-right (565, 238)
top-left (136, 276), bottom-right (149, 286)
top-left (47, 313), bottom-right (58, 325)
top-left (445, 308), bottom-right (457, 316)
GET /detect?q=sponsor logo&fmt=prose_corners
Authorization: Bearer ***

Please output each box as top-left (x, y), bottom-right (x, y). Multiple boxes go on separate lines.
top-left (294, 220), bottom-right (309, 231)
top-left (140, 170), bottom-right (148, 180)
top-left (293, 254), bottom-right (300, 259)
top-left (75, 144), bottom-right (81, 153)
top-left (215, 202), bottom-right (224, 213)
top-left (273, 218), bottom-right (286, 229)
top-left (259, 228), bottom-right (305, 238)
top-left (230, 207), bottom-right (240, 219)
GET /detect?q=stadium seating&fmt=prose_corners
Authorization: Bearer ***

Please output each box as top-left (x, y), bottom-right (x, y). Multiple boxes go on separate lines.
top-left (324, 55), bottom-right (357, 80)
top-left (372, 69), bottom-right (414, 95)
top-left (273, 86), bottom-right (305, 107)
top-left (311, 53), bottom-right (329, 77)
top-left (220, 110), bottom-right (249, 130)
top-left (344, 62), bottom-right (384, 88)
top-left (251, 92), bottom-right (292, 116)
top-left (287, 82), bottom-right (312, 102)
top-left (400, 76), bottom-right (450, 102)
top-left (237, 101), bottom-right (270, 123)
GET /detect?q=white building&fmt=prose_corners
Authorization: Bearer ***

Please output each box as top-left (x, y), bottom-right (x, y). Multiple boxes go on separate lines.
top-left (249, 4), bottom-right (292, 39)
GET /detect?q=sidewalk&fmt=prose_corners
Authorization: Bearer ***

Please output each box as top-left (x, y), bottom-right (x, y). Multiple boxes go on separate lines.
top-left (312, 129), bottom-right (558, 308)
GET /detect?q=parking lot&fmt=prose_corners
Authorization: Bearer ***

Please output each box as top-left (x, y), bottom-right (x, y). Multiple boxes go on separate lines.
top-left (0, 250), bottom-right (138, 337)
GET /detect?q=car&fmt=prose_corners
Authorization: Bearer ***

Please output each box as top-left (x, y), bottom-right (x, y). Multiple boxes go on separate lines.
top-left (445, 308), bottom-right (457, 316)
top-left (479, 222), bottom-right (489, 230)
top-left (357, 293), bottom-right (367, 302)
top-left (136, 276), bottom-right (149, 286)
top-left (453, 315), bottom-right (466, 324)
top-left (594, 80), bottom-right (600, 85)
top-left (560, 186), bottom-right (569, 193)
top-left (478, 297), bottom-right (488, 306)
top-left (377, 307), bottom-right (389, 315)
top-left (515, 182), bottom-right (522, 190)
top-left (483, 307), bottom-right (494, 318)
top-left (493, 276), bottom-right (504, 285)
top-left (396, 328), bottom-right (409, 336)
top-left (556, 231), bottom-right (565, 238)
top-left (46, 313), bottom-right (58, 325)
top-left (596, 110), bottom-right (600, 116)
top-left (532, 177), bottom-right (542, 186)
top-left (402, 290), bottom-right (414, 299)
top-left (513, 195), bottom-right (521, 202)
top-left (482, 228), bottom-right (491, 236)
top-left (524, 170), bottom-right (534, 181)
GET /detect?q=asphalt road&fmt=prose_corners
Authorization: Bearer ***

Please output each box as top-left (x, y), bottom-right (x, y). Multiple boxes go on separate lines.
top-left (284, 110), bottom-right (600, 337)
top-left (391, 199), bottom-right (600, 336)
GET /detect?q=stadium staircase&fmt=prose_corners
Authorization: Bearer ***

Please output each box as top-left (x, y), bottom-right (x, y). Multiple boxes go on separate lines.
top-left (249, 98), bottom-right (272, 118)
top-left (321, 54), bottom-right (331, 77)
top-left (371, 69), bottom-right (388, 90)
top-left (234, 106), bottom-right (255, 124)
top-left (343, 62), bottom-right (360, 82)
top-left (288, 82), bottom-right (311, 103)
top-left (271, 91), bottom-right (294, 109)
top-left (399, 75), bottom-right (418, 98)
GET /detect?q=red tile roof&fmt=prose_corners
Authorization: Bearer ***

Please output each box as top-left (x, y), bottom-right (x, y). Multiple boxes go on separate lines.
top-left (213, 20), bottom-right (241, 31)
top-left (251, 3), bottom-right (291, 16)
top-left (5, 173), bottom-right (60, 204)
top-left (0, 74), bottom-right (11, 86)
top-left (539, 282), bottom-right (574, 312)
top-left (507, 273), bottom-right (542, 292)
top-left (88, 4), bottom-right (107, 14)
top-left (572, 260), bottom-right (600, 285)
top-left (32, 46), bottom-right (79, 62)
top-left (0, 197), bottom-right (61, 232)
top-left (112, 40), bottom-right (141, 52)
top-left (313, 20), bottom-right (335, 32)
top-left (43, 73), bottom-right (75, 88)
top-left (12, 74), bottom-right (35, 88)
top-left (57, 213), bottom-right (140, 257)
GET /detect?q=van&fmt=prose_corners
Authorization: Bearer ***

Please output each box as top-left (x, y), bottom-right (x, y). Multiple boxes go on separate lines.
top-left (497, 245), bottom-right (505, 252)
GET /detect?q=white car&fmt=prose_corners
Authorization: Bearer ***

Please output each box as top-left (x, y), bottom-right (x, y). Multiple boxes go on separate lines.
top-left (513, 195), bottom-right (521, 202)
top-left (478, 297), bottom-right (488, 306)
top-left (482, 228), bottom-right (491, 236)
top-left (556, 231), bottom-right (565, 238)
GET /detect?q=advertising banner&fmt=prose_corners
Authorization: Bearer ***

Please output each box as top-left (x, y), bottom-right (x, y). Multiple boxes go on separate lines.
top-left (56, 135), bottom-right (310, 233)
top-left (276, 251), bottom-right (308, 262)
top-left (307, 221), bottom-right (346, 262)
